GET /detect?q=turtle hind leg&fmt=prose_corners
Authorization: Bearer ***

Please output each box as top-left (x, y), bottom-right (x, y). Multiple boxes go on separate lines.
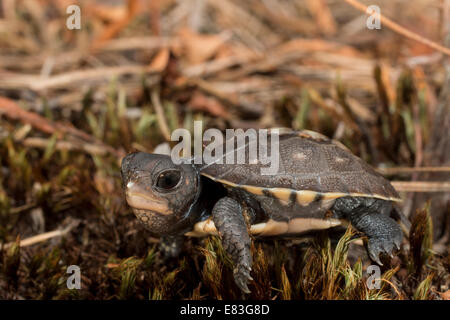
top-left (332, 197), bottom-right (403, 265)
top-left (212, 197), bottom-right (253, 294)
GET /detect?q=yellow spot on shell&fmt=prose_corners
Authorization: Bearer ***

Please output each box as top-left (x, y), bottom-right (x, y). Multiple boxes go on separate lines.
top-left (270, 188), bottom-right (291, 202)
top-left (321, 192), bottom-right (348, 200)
top-left (242, 185), bottom-right (264, 196)
top-left (296, 191), bottom-right (318, 205)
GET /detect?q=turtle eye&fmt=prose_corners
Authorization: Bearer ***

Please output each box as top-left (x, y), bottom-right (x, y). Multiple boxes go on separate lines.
top-left (155, 170), bottom-right (182, 191)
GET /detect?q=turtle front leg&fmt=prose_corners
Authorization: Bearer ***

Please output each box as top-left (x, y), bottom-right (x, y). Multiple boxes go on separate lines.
top-left (212, 197), bottom-right (253, 293)
top-left (333, 197), bottom-right (403, 265)
top-left (350, 213), bottom-right (402, 265)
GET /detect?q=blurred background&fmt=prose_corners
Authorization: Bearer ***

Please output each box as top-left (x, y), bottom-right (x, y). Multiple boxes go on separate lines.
top-left (0, 0), bottom-right (448, 299)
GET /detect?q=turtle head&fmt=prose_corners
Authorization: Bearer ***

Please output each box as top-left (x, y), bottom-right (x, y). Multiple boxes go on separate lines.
top-left (121, 152), bottom-right (201, 235)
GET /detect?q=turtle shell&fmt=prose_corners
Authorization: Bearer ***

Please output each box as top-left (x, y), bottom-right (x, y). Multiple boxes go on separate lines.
top-left (199, 129), bottom-right (400, 203)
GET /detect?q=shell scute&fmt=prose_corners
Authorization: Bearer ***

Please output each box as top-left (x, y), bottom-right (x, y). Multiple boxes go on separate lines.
top-left (199, 129), bottom-right (400, 202)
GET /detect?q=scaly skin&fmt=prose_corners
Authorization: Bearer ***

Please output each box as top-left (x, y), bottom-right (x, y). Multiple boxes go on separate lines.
top-left (361, 214), bottom-right (402, 264)
top-left (212, 197), bottom-right (253, 293)
top-left (332, 196), bottom-right (403, 265)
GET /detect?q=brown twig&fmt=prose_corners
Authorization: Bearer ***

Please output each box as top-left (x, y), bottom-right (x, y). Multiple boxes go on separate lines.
top-left (0, 66), bottom-right (151, 92)
top-left (1, 220), bottom-right (79, 250)
top-left (306, 0), bottom-right (337, 36)
top-left (151, 89), bottom-right (172, 142)
top-left (0, 96), bottom-right (60, 136)
top-left (343, 0), bottom-right (450, 56)
top-left (0, 96), bottom-right (123, 157)
top-left (90, 0), bottom-right (140, 52)
top-left (22, 137), bottom-right (113, 157)
top-left (392, 181), bottom-right (450, 192)
top-left (378, 166), bottom-right (450, 174)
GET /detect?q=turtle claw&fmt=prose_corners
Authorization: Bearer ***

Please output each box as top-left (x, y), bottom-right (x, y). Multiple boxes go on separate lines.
top-left (368, 241), bottom-right (383, 266)
top-left (368, 235), bottom-right (401, 265)
top-left (382, 242), bottom-right (394, 256)
top-left (234, 265), bottom-right (252, 294)
top-left (394, 236), bottom-right (402, 251)
top-left (235, 278), bottom-right (250, 294)
top-left (230, 257), bottom-right (253, 294)
top-left (354, 212), bottom-right (404, 265)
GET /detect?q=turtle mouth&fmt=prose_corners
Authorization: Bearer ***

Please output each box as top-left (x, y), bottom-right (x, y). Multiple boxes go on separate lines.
top-left (125, 181), bottom-right (173, 215)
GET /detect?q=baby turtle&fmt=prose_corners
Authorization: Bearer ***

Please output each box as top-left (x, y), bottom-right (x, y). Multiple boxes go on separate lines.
top-left (121, 129), bottom-right (406, 293)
